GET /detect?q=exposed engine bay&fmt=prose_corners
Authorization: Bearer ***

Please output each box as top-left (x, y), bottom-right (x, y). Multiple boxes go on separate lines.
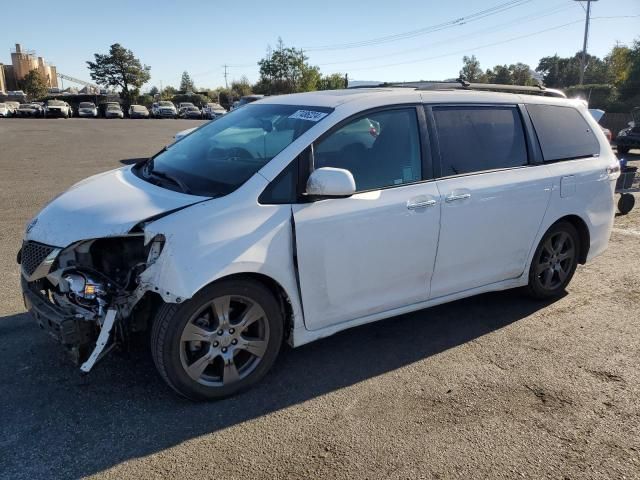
top-left (19, 234), bottom-right (165, 370)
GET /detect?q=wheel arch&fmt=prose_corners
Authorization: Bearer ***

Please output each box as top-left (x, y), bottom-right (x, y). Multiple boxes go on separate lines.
top-left (551, 214), bottom-right (590, 264)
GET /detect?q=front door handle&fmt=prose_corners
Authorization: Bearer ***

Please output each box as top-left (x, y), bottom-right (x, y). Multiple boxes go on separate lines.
top-left (445, 193), bottom-right (471, 203)
top-left (407, 199), bottom-right (437, 210)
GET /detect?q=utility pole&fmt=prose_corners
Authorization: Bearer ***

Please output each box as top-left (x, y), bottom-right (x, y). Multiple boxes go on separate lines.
top-left (223, 64), bottom-right (229, 89)
top-left (574, 0), bottom-right (598, 85)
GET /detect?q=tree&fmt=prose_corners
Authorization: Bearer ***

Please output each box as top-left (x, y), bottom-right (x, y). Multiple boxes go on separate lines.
top-left (319, 73), bottom-right (347, 90)
top-left (20, 69), bottom-right (48, 100)
top-left (536, 52), bottom-right (607, 88)
top-left (148, 85), bottom-right (159, 97)
top-left (231, 76), bottom-right (252, 97)
top-left (536, 55), bottom-right (563, 87)
top-left (299, 65), bottom-right (322, 92)
top-left (486, 65), bottom-right (512, 84)
top-left (87, 43), bottom-right (151, 108)
top-left (257, 38), bottom-right (322, 94)
top-left (508, 63), bottom-right (534, 85)
top-left (618, 39), bottom-right (640, 103)
top-left (161, 86), bottom-right (177, 100)
top-left (460, 55), bottom-right (485, 82)
top-left (180, 71), bottom-right (195, 92)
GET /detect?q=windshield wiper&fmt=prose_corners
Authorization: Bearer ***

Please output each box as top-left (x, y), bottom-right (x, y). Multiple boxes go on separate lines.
top-left (143, 156), bottom-right (192, 194)
top-left (149, 169), bottom-right (192, 195)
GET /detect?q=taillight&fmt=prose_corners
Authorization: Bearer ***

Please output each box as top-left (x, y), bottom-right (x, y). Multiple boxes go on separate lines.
top-left (607, 161), bottom-right (621, 180)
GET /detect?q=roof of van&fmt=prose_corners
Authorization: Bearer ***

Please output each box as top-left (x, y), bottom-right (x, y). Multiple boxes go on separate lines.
top-left (257, 88), bottom-right (580, 110)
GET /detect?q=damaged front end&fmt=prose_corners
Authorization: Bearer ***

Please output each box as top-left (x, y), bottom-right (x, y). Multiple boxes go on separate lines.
top-left (19, 234), bottom-right (165, 371)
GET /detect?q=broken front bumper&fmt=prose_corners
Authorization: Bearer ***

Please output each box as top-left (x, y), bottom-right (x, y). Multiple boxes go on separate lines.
top-left (21, 277), bottom-right (96, 363)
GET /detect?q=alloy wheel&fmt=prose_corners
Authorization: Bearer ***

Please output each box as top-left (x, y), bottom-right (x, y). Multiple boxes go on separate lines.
top-left (534, 231), bottom-right (576, 291)
top-left (179, 295), bottom-right (269, 387)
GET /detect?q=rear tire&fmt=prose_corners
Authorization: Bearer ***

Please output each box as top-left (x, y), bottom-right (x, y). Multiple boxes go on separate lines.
top-left (526, 221), bottom-right (580, 299)
top-left (151, 279), bottom-right (283, 401)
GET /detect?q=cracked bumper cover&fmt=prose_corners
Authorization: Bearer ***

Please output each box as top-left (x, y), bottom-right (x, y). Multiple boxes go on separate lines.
top-left (21, 277), bottom-right (96, 358)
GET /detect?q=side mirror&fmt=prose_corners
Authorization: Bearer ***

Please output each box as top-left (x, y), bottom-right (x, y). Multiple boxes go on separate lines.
top-left (305, 167), bottom-right (356, 198)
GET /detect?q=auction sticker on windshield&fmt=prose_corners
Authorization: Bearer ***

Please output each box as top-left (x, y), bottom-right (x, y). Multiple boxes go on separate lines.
top-left (288, 110), bottom-right (329, 122)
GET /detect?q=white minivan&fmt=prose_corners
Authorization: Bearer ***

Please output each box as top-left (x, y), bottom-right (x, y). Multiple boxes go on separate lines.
top-left (19, 87), bottom-right (619, 400)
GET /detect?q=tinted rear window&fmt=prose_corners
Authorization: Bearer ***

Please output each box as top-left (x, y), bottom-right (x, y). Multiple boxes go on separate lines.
top-left (433, 106), bottom-right (528, 176)
top-left (526, 104), bottom-right (599, 161)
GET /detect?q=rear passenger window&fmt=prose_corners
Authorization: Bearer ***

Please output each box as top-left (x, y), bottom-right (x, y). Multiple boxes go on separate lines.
top-left (526, 104), bottom-right (599, 162)
top-left (433, 106), bottom-right (528, 176)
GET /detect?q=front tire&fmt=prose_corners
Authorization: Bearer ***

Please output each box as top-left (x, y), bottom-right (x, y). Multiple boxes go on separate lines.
top-left (526, 221), bottom-right (580, 299)
top-left (151, 279), bottom-right (283, 400)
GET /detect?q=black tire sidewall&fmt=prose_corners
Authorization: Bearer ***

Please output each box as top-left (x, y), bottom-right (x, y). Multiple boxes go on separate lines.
top-left (152, 279), bottom-right (283, 401)
top-left (527, 221), bottom-right (580, 299)
top-left (618, 193), bottom-right (635, 215)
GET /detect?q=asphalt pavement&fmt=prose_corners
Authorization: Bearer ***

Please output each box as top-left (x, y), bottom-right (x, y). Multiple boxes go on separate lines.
top-left (1, 118), bottom-right (639, 480)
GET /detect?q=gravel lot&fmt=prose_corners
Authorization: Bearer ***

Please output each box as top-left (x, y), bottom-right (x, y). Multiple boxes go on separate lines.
top-left (1, 119), bottom-right (639, 480)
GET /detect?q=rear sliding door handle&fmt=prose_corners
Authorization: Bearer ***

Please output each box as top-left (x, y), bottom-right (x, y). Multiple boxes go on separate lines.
top-left (445, 193), bottom-right (471, 203)
top-left (407, 199), bottom-right (437, 210)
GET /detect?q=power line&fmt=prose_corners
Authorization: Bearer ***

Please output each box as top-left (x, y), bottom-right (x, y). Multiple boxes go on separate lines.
top-left (301, 0), bottom-right (532, 51)
top-left (314, 3), bottom-right (575, 67)
top-left (343, 15), bottom-right (639, 72)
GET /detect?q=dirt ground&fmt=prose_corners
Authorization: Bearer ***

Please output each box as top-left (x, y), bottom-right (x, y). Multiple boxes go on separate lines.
top-left (0, 119), bottom-right (638, 480)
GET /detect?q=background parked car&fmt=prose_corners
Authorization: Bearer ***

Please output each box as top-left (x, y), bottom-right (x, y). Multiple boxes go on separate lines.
top-left (45, 100), bottom-right (72, 118)
top-left (78, 102), bottom-right (98, 118)
top-left (178, 102), bottom-right (195, 116)
top-left (152, 101), bottom-right (178, 119)
top-left (105, 104), bottom-right (124, 119)
top-left (182, 105), bottom-right (202, 119)
top-left (0, 103), bottom-right (8, 117)
top-left (99, 102), bottom-right (122, 117)
top-left (202, 102), bottom-right (227, 119)
top-left (174, 126), bottom-right (198, 142)
top-left (617, 107), bottom-right (640, 155)
top-left (16, 103), bottom-right (41, 118)
top-left (128, 104), bottom-right (150, 118)
top-left (5, 101), bottom-right (20, 116)
top-left (33, 102), bottom-right (45, 117)
top-left (232, 94), bottom-right (264, 110)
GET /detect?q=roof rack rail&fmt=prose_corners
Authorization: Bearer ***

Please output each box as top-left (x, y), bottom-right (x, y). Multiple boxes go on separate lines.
top-left (348, 78), bottom-right (566, 98)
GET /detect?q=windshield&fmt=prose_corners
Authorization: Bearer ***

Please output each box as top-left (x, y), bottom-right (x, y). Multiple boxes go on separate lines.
top-left (107, 105), bottom-right (121, 110)
top-left (79, 102), bottom-right (95, 108)
top-left (19, 104), bottom-right (33, 109)
top-left (132, 105), bottom-right (146, 111)
top-left (159, 101), bottom-right (173, 107)
top-left (47, 100), bottom-right (65, 106)
top-left (138, 103), bottom-right (332, 197)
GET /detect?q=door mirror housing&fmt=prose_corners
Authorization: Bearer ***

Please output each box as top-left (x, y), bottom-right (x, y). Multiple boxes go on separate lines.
top-left (305, 167), bottom-right (356, 198)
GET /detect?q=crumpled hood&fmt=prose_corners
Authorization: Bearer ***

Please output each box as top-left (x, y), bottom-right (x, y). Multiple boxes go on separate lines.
top-left (25, 166), bottom-right (208, 247)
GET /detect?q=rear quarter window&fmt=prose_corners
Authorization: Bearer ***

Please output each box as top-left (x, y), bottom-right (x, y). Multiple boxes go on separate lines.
top-left (526, 104), bottom-right (599, 162)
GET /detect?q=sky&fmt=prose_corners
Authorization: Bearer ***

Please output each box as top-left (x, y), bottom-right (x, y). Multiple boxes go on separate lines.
top-left (1, 0), bottom-right (638, 91)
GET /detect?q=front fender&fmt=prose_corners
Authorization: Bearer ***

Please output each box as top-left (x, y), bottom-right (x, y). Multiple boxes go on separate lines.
top-left (139, 174), bottom-right (303, 330)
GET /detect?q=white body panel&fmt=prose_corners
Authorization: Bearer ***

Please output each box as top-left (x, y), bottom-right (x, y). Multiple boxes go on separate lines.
top-left (25, 89), bottom-right (617, 349)
top-left (431, 166), bottom-right (552, 298)
top-left (140, 174), bottom-right (304, 322)
top-left (293, 182), bottom-right (441, 330)
top-left (25, 167), bottom-right (207, 246)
